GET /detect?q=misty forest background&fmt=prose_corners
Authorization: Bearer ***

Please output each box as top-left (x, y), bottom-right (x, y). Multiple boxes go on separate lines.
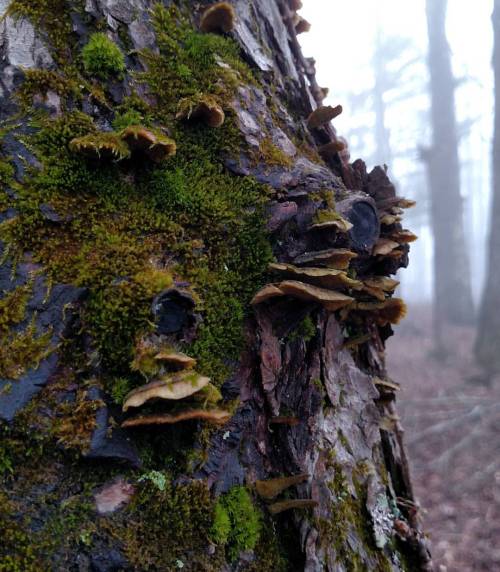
top-left (301, 0), bottom-right (500, 570)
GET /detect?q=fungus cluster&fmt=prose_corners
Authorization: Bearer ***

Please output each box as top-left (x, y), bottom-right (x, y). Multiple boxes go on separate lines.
top-left (255, 473), bottom-right (317, 515)
top-left (70, 126), bottom-right (176, 163)
top-left (122, 339), bottom-right (230, 428)
top-left (307, 104), bottom-right (343, 130)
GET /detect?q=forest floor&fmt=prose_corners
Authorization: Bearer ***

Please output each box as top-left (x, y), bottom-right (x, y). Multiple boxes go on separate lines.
top-left (387, 305), bottom-right (500, 572)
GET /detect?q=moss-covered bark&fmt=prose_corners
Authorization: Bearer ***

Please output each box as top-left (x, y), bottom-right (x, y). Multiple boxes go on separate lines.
top-left (0, 1), bottom-right (431, 570)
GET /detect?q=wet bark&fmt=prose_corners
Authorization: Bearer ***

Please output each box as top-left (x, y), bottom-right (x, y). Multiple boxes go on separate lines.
top-left (423, 0), bottom-right (474, 334)
top-left (0, 1), bottom-right (431, 570)
top-left (475, 0), bottom-right (500, 377)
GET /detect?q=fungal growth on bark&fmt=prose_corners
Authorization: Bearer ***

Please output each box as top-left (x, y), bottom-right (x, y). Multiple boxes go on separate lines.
top-left (0, 0), bottom-right (431, 570)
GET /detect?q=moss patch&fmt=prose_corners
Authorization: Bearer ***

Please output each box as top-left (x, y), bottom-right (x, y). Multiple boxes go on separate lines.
top-left (81, 32), bottom-right (125, 80)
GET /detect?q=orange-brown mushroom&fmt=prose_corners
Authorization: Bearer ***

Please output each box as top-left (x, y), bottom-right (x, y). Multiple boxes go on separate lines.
top-left (252, 280), bottom-right (354, 311)
top-left (200, 2), bottom-right (236, 34)
top-left (268, 499), bottom-right (318, 515)
top-left (255, 473), bottom-right (310, 500)
top-left (373, 238), bottom-right (400, 256)
top-left (293, 248), bottom-right (358, 270)
top-left (154, 351), bottom-right (197, 370)
top-left (122, 407), bottom-right (232, 427)
top-left (390, 230), bottom-right (418, 244)
top-left (307, 105), bottom-right (342, 129)
top-left (176, 95), bottom-right (225, 128)
top-left (268, 263), bottom-right (363, 290)
top-left (318, 140), bottom-right (346, 159)
top-left (122, 371), bottom-right (210, 412)
top-left (294, 15), bottom-right (311, 34)
top-left (120, 126), bottom-right (176, 162)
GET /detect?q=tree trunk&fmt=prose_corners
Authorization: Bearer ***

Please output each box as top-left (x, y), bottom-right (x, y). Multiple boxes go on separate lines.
top-left (423, 0), bottom-right (474, 332)
top-left (0, 1), bottom-right (431, 570)
top-left (475, 0), bottom-right (500, 377)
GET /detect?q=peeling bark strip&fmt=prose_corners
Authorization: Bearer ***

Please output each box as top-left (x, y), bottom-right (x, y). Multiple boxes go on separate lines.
top-left (0, 0), bottom-right (431, 570)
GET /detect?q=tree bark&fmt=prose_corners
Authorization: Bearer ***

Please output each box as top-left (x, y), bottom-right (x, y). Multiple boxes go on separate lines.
top-left (475, 0), bottom-right (500, 377)
top-left (424, 0), bottom-right (474, 332)
top-left (0, 1), bottom-right (431, 570)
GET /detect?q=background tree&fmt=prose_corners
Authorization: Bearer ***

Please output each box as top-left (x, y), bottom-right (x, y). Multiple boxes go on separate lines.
top-left (475, 0), bottom-right (500, 378)
top-left (423, 0), bottom-right (474, 341)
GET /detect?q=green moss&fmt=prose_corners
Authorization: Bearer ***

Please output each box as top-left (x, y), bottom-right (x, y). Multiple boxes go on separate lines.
top-left (81, 32), bottom-right (126, 79)
top-left (16, 69), bottom-right (81, 110)
top-left (69, 131), bottom-right (131, 161)
top-left (288, 315), bottom-right (316, 343)
top-left (0, 284), bottom-right (53, 379)
top-left (212, 486), bottom-right (262, 561)
top-left (112, 109), bottom-right (145, 131)
top-left (8, 0), bottom-right (75, 66)
top-left (123, 476), bottom-right (219, 569)
top-left (211, 501), bottom-right (231, 545)
top-left (257, 137), bottom-right (294, 168)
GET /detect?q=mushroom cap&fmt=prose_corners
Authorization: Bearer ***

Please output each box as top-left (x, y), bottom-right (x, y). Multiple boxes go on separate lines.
top-left (69, 133), bottom-right (131, 161)
top-left (122, 407), bottom-right (232, 427)
top-left (154, 350), bottom-right (197, 369)
top-left (318, 140), bottom-right (346, 158)
top-left (255, 473), bottom-right (310, 500)
top-left (390, 230), bottom-right (418, 244)
top-left (294, 16), bottom-right (311, 34)
top-left (120, 126), bottom-right (176, 162)
top-left (176, 96), bottom-right (225, 128)
top-left (293, 248), bottom-right (358, 270)
top-left (122, 371), bottom-right (210, 412)
top-left (268, 262), bottom-right (363, 290)
top-left (288, 0), bottom-right (303, 10)
top-left (373, 238), bottom-right (400, 256)
top-left (200, 2), bottom-right (236, 34)
top-left (309, 215), bottom-right (353, 233)
top-left (252, 280), bottom-right (354, 311)
top-left (268, 499), bottom-right (318, 515)
top-left (380, 213), bottom-right (402, 225)
top-left (364, 276), bottom-right (400, 292)
top-left (307, 105), bottom-right (343, 129)
top-left (355, 298), bottom-right (407, 325)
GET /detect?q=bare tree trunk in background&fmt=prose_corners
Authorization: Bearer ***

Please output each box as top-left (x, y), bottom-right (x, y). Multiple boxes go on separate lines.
top-left (0, 0), bottom-right (432, 569)
top-left (475, 0), bottom-right (500, 378)
top-left (373, 26), bottom-right (392, 169)
top-left (423, 0), bottom-right (474, 340)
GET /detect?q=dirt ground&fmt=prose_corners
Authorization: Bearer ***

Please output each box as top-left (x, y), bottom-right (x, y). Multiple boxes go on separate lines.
top-left (387, 305), bottom-right (500, 571)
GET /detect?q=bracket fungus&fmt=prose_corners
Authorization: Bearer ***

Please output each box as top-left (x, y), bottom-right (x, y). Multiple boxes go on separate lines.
top-left (268, 499), bottom-right (318, 515)
top-left (255, 473), bottom-right (310, 500)
top-left (120, 126), bottom-right (176, 162)
top-left (176, 95), bottom-right (225, 128)
top-left (306, 104), bottom-right (343, 129)
top-left (390, 229), bottom-right (418, 244)
top-left (293, 15), bottom-right (311, 34)
top-left (268, 263), bottom-right (363, 290)
top-left (122, 371), bottom-right (210, 412)
top-left (309, 210), bottom-right (353, 233)
top-left (318, 140), bottom-right (346, 159)
top-left (200, 2), bottom-right (236, 34)
top-left (251, 280), bottom-right (354, 311)
top-left (69, 132), bottom-right (131, 161)
top-left (373, 238), bottom-right (400, 256)
top-left (355, 298), bottom-right (407, 326)
top-left (362, 276), bottom-right (400, 301)
top-left (154, 350), bottom-right (197, 370)
top-left (122, 407), bottom-right (232, 427)
top-left (288, 0), bottom-right (303, 10)
top-left (293, 248), bottom-right (358, 270)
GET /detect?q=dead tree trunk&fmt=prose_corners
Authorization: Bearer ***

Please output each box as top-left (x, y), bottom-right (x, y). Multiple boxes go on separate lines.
top-left (475, 0), bottom-right (500, 378)
top-left (423, 0), bottom-right (474, 334)
top-left (0, 1), bottom-right (431, 570)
